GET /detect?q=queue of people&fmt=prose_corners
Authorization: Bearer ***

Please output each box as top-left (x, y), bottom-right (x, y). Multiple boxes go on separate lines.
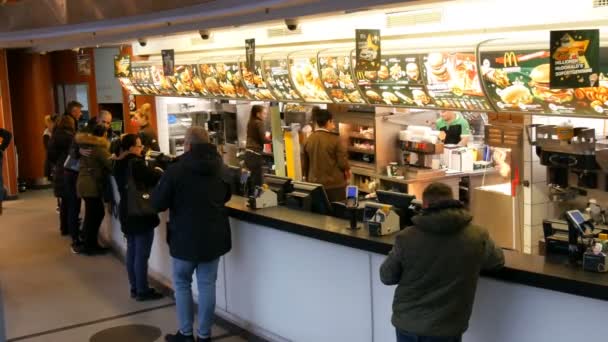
top-left (38, 101), bottom-right (505, 342)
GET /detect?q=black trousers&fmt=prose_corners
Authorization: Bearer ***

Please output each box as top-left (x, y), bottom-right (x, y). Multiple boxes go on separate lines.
top-left (244, 151), bottom-right (264, 193)
top-left (64, 171), bottom-right (81, 244)
top-left (82, 197), bottom-right (105, 250)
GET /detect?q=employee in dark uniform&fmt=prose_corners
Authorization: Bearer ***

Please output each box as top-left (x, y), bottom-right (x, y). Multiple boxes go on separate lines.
top-left (244, 105), bottom-right (270, 191)
top-left (302, 109), bottom-right (351, 202)
top-left (135, 103), bottom-right (160, 153)
top-left (436, 111), bottom-right (471, 146)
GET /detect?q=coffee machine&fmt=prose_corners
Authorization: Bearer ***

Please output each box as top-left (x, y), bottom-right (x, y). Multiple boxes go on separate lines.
top-left (398, 126), bottom-right (444, 176)
top-left (527, 124), bottom-right (605, 201)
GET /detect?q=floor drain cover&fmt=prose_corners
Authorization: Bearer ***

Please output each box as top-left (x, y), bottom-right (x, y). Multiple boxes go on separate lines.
top-left (90, 324), bottom-right (162, 342)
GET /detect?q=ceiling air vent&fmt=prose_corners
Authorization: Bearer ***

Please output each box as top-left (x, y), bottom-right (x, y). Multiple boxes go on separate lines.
top-left (594, 0), bottom-right (608, 7)
top-left (267, 27), bottom-right (302, 38)
top-left (386, 9), bottom-right (442, 28)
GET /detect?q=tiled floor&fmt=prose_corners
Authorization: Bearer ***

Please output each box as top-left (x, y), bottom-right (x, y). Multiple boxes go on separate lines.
top-left (0, 190), bottom-right (252, 342)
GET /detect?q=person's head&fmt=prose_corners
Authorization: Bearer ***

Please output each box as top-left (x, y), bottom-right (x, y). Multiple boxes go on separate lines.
top-left (56, 115), bottom-right (76, 131)
top-left (44, 115), bottom-right (55, 130)
top-left (66, 101), bottom-right (83, 120)
top-left (440, 111), bottom-right (457, 122)
top-left (120, 134), bottom-right (143, 157)
top-left (91, 124), bottom-right (107, 138)
top-left (250, 105), bottom-right (267, 121)
top-left (422, 182), bottom-right (454, 209)
top-left (313, 108), bottom-right (334, 130)
top-left (184, 126), bottom-right (210, 153)
top-left (135, 103), bottom-right (152, 127)
top-left (97, 110), bottom-right (112, 129)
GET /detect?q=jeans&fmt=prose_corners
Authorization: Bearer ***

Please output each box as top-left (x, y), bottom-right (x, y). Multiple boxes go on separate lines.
top-left (172, 257), bottom-right (220, 338)
top-left (126, 230), bottom-right (155, 295)
top-left (64, 171), bottom-right (81, 244)
top-left (397, 330), bottom-right (462, 342)
top-left (82, 197), bottom-right (104, 250)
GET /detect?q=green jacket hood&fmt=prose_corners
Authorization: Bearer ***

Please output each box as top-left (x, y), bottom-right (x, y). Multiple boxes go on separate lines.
top-left (412, 200), bottom-right (472, 234)
top-left (75, 132), bottom-right (109, 148)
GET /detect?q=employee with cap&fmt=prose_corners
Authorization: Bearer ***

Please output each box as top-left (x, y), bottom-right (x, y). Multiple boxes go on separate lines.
top-left (436, 111), bottom-right (471, 146)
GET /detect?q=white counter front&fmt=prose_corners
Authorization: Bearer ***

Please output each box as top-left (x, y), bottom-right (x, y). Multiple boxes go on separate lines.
top-left (109, 212), bottom-right (608, 342)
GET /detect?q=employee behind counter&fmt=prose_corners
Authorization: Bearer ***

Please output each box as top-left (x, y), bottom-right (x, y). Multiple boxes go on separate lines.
top-left (302, 109), bottom-right (351, 202)
top-left (436, 111), bottom-right (470, 146)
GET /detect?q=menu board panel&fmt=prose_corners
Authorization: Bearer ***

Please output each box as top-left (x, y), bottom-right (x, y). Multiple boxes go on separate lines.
top-left (199, 62), bottom-right (250, 99)
top-left (165, 65), bottom-right (203, 97)
top-left (423, 52), bottom-right (492, 111)
top-left (357, 54), bottom-right (436, 107)
top-left (149, 65), bottom-right (176, 96)
top-left (118, 78), bottom-right (140, 95)
top-left (131, 65), bottom-right (160, 95)
top-left (289, 57), bottom-right (331, 103)
top-left (240, 62), bottom-right (276, 101)
top-left (319, 56), bottom-right (365, 104)
top-left (263, 59), bottom-right (303, 102)
top-left (480, 50), bottom-right (608, 115)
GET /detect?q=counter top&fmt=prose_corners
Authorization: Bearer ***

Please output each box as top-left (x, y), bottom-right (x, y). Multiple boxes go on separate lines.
top-left (226, 196), bottom-right (608, 301)
top-left (351, 167), bottom-right (497, 185)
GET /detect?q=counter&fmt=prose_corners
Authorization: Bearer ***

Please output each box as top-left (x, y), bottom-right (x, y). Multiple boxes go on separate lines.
top-left (109, 196), bottom-right (608, 342)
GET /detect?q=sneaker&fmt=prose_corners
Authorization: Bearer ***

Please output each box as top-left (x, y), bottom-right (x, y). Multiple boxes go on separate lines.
top-left (197, 337), bottom-right (211, 342)
top-left (130, 290), bottom-right (137, 299)
top-left (136, 289), bottom-right (164, 301)
top-left (165, 332), bottom-right (195, 342)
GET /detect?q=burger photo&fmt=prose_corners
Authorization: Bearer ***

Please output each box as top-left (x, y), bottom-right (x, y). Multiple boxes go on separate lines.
top-left (529, 64), bottom-right (573, 104)
top-left (427, 53), bottom-right (450, 82)
top-left (406, 62), bottom-right (420, 81)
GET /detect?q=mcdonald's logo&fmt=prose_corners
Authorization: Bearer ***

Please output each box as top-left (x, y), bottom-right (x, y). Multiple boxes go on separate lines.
top-left (504, 52), bottom-right (518, 67)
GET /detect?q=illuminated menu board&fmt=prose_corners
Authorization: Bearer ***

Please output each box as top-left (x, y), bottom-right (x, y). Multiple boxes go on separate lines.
top-left (199, 62), bottom-right (251, 99)
top-left (423, 52), bottom-right (492, 111)
top-left (165, 65), bottom-right (206, 97)
top-left (131, 65), bottom-right (160, 95)
top-left (149, 65), bottom-right (176, 96)
top-left (240, 62), bottom-right (276, 101)
top-left (118, 78), bottom-right (140, 95)
top-left (319, 55), bottom-right (365, 104)
top-left (480, 50), bottom-right (608, 115)
top-left (289, 57), bottom-right (331, 103)
top-left (356, 54), bottom-right (436, 107)
top-left (262, 59), bottom-right (303, 102)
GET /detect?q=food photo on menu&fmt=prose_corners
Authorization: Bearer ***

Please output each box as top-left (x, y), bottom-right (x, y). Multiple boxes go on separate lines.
top-left (479, 50), bottom-right (608, 115)
top-left (290, 58), bottom-right (331, 103)
top-left (263, 59), bottom-right (302, 101)
top-left (423, 52), bottom-right (491, 111)
top-left (239, 62), bottom-right (274, 100)
top-left (319, 56), bottom-right (365, 103)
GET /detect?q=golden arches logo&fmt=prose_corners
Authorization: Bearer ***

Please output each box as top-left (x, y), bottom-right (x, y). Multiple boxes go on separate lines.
top-left (503, 52), bottom-right (518, 67)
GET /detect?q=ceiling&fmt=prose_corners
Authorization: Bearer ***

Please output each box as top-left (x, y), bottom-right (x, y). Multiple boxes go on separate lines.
top-left (0, 0), bottom-right (424, 52)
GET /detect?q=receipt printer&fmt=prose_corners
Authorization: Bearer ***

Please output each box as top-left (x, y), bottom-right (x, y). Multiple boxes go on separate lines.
top-left (248, 185), bottom-right (278, 210)
top-left (364, 203), bottom-right (400, 236)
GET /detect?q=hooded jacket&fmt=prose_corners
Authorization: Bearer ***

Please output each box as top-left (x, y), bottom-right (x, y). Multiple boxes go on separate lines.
top-left (113, 153), bottom-right (162, 235)
top-left (152, 143), bottom-right (232, 262)
top-left (380, 200), bottom-right (504, 337)
top-left (75, 132), bottom-right (112, 198)
top-left (47, 115), bottom-right (77, 197)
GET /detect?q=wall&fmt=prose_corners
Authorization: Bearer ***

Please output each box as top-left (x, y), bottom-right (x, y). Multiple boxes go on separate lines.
top-left (94, 48), bottom-right (123, 104)
top-left (0, 49), bottom-right (17, 197)
top-left (50, 48), bottom-right (98, 119)
top-left (7, 51), bottom-right (54, 183)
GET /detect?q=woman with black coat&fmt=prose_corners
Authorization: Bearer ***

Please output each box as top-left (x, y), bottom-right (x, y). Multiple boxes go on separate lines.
top-left (112, 134), bottom-right (164, 301)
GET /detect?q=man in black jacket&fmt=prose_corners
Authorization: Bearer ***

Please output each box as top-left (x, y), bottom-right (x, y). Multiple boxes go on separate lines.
top-left (0, 127), bottom-right (12, 215)
top-left (152, 127), bottom-right (231, 342)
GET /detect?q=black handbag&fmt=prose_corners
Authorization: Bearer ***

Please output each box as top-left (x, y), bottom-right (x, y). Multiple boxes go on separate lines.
top-left (126, 159), bottom-right (156, 218)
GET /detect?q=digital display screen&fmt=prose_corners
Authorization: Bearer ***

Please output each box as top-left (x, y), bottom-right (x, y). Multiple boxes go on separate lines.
top-left (567, 210), bottom-right (585, 225)
top-left (347, 186), bottom-right (358, 199)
